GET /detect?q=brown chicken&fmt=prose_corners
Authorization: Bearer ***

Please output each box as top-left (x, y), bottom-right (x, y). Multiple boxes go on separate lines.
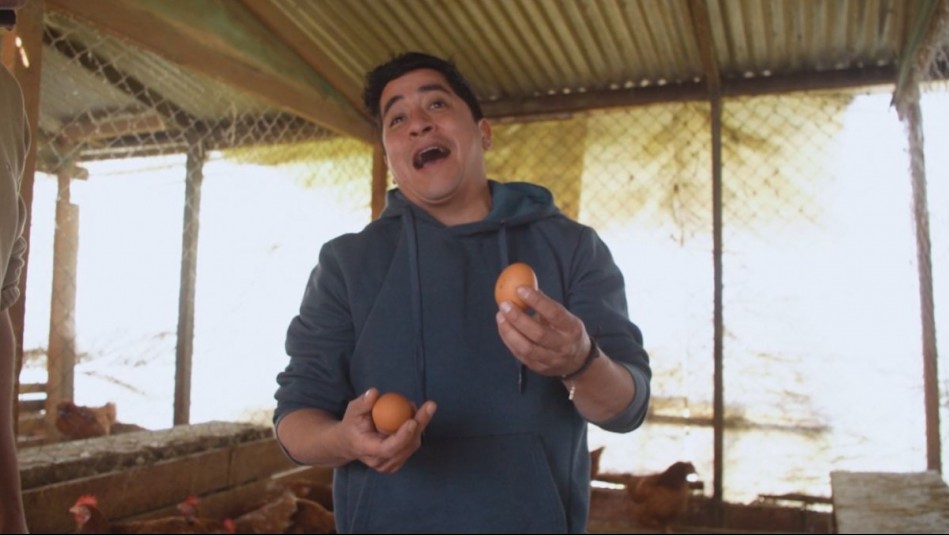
top-left (70, 494), bottom-right (112, 534)
top-left (287, 498), bottom-right (335, 534)
top-left (56, 401), bottom-right (116, 439)
top-left (627, 461), bottom-right (697, 534)
top-left (69, 494), bottom-right (235, 534)
top-left (232, 490), bottom-right (298, 534)
top-left (175, 496), bottom-right (236, 534)
top-left (55, 401), bottom-right (147, 440)
top-left (267, 477), bottom-right (334, 511)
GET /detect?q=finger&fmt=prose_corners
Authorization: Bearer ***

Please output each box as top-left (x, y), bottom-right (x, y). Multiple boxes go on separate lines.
top-left (496, 309), bottom-right (532, 355)
top-left (516, 286), bottom-right (574, 331)
top-left (413, 401), bottom-right (437, 430)
top-left (497, 300), bottom-right (547, 345)
top-left (357, 387), bottom-right (379, 414)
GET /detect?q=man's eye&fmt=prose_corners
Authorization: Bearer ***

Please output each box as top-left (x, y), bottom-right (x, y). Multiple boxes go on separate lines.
top-left (389, 115), bottom-right (404, 127)
top-left (430, 100), bottom-right (446, 109)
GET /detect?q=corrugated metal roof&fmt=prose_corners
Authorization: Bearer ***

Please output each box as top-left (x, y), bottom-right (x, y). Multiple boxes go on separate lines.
top-left (283, 0), bottom-right (913, 100)
top-left (42, 10), bottom-right (274, 125)
top-left (15, 0), bottom-right (941, 160)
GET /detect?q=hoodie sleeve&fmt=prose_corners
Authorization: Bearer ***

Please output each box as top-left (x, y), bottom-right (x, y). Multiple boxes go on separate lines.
top-left (567, 226), bottom-right (651, 433)
top-left (274, 240), bottom-right (357, 425)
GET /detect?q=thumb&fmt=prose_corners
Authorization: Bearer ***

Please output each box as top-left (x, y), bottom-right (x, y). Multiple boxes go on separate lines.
top-left (358, 387), bottom-right (379, 414)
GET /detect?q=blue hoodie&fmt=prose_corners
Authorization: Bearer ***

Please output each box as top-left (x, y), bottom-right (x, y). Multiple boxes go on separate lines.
top-left (275, 180), bottom-right (651, 533)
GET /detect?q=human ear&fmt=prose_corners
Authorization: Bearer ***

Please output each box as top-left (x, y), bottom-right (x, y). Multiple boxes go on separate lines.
top-left (479, 119), bottom-right (492, 149)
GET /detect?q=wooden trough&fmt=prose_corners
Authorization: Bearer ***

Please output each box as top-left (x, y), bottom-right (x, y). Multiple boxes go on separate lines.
top-left (19, 420), bottom-right (836, 534)
top-left (18, 421), bottom-right (330, 533)
top-left (587, 483), bottom-right (833, 534)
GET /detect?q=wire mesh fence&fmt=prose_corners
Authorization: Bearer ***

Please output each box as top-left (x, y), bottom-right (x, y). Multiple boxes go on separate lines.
top-left (12, 8), bottom-right (949, 506)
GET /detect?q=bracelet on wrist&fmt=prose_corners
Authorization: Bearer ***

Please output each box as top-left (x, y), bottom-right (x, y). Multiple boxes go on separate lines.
top-left (562, 335), bottom-right (600, 382)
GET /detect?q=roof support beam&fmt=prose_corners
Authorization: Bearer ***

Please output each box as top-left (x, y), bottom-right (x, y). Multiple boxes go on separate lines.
top-left (892, 0), bottom-right (945, 112)
top-left (688, 0), bottom-right (722, 97)
top-left (46, 0), bottom-right (374, 143)
top-left (44, 27), bottom-right (193, 130)
top-left (483, 66), bottom-right (898, 121)
top-left (239, 0), bottom-right (368, 121)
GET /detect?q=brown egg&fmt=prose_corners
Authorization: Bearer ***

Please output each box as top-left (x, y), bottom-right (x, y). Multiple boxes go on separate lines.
top-left (371, 392), bottom-right (415, 434)
top-left (495, 262), bottom-right (539, 310)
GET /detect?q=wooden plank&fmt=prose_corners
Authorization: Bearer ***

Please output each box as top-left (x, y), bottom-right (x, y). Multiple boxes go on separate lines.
top-left (589, 487), bottom-right (832, 534)
top-left (23, 447), bottom-right (232, 533)
top-left (18, 398), bottom-right (45, 413)
top-left (831, 470), bottom-right (949, 533)
top-left (19, 382), bottom-right (47, 394)
top-left (124, 465), bottom-right (331, 522)
top-left (228, 436), bottom-right (298, 487)
top-left (238, 0), bottom-right (366, 118)
top-left (481, 66), bottom-right (897, 120)
top-left (22, 436), bottom-right (293, 533)
top-left (46, 0), bottom-right (373, 143)
top-left (18, 422), bottom-right (273, 489)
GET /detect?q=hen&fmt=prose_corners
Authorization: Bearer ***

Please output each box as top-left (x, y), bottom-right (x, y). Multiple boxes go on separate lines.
top-left (287, 498), bottom-right (335, 534)
top-left (175, 496), bottom-right (236, 534)
top-left (55, 401), bottom-right (147, 440)
top-left (232, 490), bottom-right (299, 534)
top-left (627, 461), bottom-right (697, 534)
top-left (70, 494), bottom-right (112, 534)
top-left (69, 494), bottom-right (234, 534)
top-left (267, 477), bottom-right (334, 511)
top-left (56, 401), bottom-right (116, 439)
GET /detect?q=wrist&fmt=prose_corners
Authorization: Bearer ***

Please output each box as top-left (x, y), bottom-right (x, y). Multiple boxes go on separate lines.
top-left (562, 335), bottom-right (600, 382)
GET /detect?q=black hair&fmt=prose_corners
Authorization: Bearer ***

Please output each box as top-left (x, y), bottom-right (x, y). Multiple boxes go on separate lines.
top-left (362, 51), bottom-right (483, 130)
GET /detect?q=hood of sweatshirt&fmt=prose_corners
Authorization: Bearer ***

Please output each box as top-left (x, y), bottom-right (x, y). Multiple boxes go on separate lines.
top-left (375, 180), bottom-right (561, 399)
top-left (378, 179), bottom-right (560, 230)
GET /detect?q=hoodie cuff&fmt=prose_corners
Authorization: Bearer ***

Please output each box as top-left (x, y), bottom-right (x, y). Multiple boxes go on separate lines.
top-left (592, 363), bottom-right (650, 433)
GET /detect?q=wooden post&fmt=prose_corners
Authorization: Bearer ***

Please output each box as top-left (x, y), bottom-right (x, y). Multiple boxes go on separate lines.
top-left (899, 85), bottom-right (941, 474)
top-left (710, 95), bottom-right (725, 521)
top-left (371, 143), bottom-right (387, 220)
top-left (174, 141), bottom-right (206, 426)
top-left (44, 170), bottom-right (79, 432)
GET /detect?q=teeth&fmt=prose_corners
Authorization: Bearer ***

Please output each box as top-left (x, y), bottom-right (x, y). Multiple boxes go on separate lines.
top-left (413, 146), bottom-right (448, 169)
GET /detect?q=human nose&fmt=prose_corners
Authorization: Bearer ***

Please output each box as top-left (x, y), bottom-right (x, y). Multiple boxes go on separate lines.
top-left (408, 111), bottom-right (434, 137)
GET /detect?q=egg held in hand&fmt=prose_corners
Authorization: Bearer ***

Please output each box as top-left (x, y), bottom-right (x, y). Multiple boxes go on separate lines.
top-left (371, 392), bottom-right (415, 434)
top-left (495, 262), bottom-right (538, 311)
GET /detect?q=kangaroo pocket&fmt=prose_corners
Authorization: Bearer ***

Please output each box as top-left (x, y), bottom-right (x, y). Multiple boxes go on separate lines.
top-left (350, 433), bottom-right (568, 533)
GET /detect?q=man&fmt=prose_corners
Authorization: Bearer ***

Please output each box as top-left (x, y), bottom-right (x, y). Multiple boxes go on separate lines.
top-left (1, 1), bottom-right (30, 532)
top-left (274, 52), bottom-right (650, 533)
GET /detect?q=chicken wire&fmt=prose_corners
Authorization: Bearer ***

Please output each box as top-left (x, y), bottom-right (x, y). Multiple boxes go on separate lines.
top-left (15, 8), bottom-right (949, 507)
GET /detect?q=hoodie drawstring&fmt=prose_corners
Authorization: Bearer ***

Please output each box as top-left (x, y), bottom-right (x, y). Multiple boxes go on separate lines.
top-left (498, 223), bottom-right (527, 394)
top-left (403, 208), bottom-right (427, 402)
top-left (403, 210), bottom-right (525, 400)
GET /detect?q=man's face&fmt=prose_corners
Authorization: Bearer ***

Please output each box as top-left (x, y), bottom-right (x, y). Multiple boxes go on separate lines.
top-left (380, 68), bottom-right (491, 214)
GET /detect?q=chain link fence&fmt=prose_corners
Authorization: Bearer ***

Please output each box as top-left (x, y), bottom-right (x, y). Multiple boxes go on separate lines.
top-left (14, 9), bottom-right (949, 505)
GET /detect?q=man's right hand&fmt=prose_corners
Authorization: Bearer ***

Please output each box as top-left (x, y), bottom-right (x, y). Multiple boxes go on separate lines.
top-left (345, 388), bottom-right (437, 473)
top-left (276, 389), bottom-right (436, 473)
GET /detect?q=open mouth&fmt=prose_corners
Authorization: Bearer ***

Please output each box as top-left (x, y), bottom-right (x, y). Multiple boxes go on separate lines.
top-left (413, 145), bottom-right (450, 169)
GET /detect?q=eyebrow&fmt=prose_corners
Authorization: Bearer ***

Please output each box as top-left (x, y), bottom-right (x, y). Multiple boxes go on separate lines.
top-left (381, 83), bottom-right (452, 120)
